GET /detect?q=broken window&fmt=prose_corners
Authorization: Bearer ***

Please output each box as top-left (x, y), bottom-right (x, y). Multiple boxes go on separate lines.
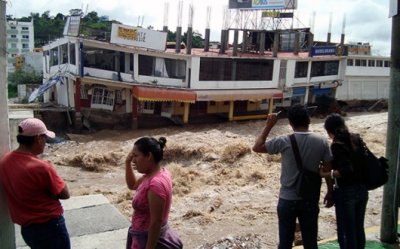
top-left (91, 87), bottom-right (115, 111)
top-left (138, 55), bottom-right (186, 79)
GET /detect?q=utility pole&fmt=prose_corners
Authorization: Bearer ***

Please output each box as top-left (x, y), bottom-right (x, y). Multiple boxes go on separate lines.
top-left (381, 0), bottom-right (400, 243)
top-left (0, 1), bottom-right (16, 248)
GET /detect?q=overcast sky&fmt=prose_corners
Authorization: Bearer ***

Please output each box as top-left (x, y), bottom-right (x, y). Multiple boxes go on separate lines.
top-left (6, 0), bottom-right (392, 56)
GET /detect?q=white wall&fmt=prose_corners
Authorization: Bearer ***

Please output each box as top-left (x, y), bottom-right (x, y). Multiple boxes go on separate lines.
top-left (336, 76), bottom-right (390, 100)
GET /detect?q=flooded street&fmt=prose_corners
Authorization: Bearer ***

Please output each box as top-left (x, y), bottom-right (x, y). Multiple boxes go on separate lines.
top-left (45, 112), bottom-right (388, 248)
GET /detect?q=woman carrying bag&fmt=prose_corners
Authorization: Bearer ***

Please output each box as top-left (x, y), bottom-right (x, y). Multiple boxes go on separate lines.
top-left (321, 114), bottom-right (368, 249)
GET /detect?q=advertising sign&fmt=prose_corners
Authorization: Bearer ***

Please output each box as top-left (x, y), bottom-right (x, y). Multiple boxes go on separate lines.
top-left (310, 46), bottom-right (337, 57)
top-left (110, 23), bottom-right (167, 51)
top-left (229, 0), bottom-right (297, 10)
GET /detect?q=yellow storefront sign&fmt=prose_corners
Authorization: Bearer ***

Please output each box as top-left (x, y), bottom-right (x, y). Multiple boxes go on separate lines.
top-left (117, 26), bottom-right (138, 40)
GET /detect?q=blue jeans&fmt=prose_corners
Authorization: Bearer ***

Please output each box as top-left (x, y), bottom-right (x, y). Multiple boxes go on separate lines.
top-left (277, 198), bottom-right (319, 249)
top-left (21, 215), bottom-right (71, 249)
top-left (333, 184), bottom-right (368, 249)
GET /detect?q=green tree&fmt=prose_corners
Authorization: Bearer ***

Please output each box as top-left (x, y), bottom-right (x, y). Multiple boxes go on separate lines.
top-left (7, 70), bottom-right (43, 86)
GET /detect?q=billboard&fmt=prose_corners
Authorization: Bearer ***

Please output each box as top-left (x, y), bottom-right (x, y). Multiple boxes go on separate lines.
top-left (110, 24), bottom-right (167, 51)
top-left (229, 0), bottom-right (297, 10)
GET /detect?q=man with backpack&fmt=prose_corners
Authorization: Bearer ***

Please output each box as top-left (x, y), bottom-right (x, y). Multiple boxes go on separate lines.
top-left (252, 104), bottom-right (333, 249)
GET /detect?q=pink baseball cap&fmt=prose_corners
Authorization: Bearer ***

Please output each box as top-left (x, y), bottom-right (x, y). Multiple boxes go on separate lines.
top-left (18, 118), bottom-right (55, 138)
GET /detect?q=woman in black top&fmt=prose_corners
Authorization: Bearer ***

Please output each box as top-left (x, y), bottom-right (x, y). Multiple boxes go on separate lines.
top-left (321, 114), bottom-right (368, 249)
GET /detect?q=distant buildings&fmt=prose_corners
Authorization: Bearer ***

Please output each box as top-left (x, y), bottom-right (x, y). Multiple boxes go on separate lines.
top-left (6, 20), bottom-right (35, 72)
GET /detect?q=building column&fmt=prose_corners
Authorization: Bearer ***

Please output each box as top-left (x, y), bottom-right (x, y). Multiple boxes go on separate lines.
top-left (268, 98), bottom-right (274, 114)
top-left (74, 79), bottom-right (83, 130)
top-left (229, 101), bottom-right (234, 121)
top-left (183, 102), bottom-right (190, 124)
top-left (131, 95), bottom-right (139, 129)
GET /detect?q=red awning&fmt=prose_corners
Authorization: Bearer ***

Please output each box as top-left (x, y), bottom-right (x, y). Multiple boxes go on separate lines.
top-left (132, 86), bottom-right (196, 103)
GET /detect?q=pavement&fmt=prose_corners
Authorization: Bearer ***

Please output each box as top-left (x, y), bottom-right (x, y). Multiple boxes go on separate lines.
top-left (15, 194), bottom-right (130, 249)
top-left (294, 224), bottom-right (400, 249)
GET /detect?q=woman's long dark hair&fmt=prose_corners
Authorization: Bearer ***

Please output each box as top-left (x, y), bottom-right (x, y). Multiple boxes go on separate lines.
top-left (324, 114), bottom-right (353, 150)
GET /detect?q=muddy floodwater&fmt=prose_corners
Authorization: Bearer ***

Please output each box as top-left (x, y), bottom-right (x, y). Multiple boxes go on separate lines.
top-left (43, 112), bottom-right (388, 248)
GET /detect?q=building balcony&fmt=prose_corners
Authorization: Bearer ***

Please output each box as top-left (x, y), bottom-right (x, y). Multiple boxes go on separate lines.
top-left (7, 48), bottom-right (19, 53)
top-left (7, 38), bottom-right (18, 42)
top-left (7, 30), bottom-right (18, 35)
top-left (21, 48), bottom-right (30, 53)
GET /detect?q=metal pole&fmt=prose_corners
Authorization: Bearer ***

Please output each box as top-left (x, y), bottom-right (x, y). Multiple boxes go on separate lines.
top-left (381, 1), bottom-right (400, 242)
top-left (0, 1), bottom-right (16, 248)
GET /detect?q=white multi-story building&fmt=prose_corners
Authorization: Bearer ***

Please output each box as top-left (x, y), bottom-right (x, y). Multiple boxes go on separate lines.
top-left (6, 20), bottom-right (35, 72)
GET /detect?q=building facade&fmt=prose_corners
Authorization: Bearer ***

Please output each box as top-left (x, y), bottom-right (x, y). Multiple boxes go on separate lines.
top-left (38, 24), bottom-right (345, 130)
top-left (6, 20), bottom-right (35, 72)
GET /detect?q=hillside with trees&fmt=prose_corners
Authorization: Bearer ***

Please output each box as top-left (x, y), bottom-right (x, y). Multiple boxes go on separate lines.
top-left (7, 10), bottom-right (204, 48)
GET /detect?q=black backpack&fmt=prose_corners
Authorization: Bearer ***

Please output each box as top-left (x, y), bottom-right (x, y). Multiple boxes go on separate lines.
top-left (356, 138), bottom-right (389, 190)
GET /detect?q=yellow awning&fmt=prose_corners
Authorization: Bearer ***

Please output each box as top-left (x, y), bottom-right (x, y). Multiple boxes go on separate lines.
top-left (195, 89), bottom-right (283, 101)
top-left (132, 86), bottom-right (196, 103)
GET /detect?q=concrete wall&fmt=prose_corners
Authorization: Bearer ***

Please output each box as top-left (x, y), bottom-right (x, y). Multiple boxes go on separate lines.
top-left (8, 109), bottom-right (34, 150)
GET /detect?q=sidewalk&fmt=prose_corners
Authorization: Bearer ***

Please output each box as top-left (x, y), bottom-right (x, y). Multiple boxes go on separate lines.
top-left (294, 224), bottom-right (400, 249)
top-left (15, 194), bottom-right (130, 249)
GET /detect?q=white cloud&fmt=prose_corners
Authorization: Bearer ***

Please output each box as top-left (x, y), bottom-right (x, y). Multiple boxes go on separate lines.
top-left (6, 0), bottom-right (392, 55)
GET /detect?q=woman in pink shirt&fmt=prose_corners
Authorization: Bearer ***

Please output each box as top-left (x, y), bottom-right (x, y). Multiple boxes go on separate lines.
top-left (125, 136), bottom-right (182, 249)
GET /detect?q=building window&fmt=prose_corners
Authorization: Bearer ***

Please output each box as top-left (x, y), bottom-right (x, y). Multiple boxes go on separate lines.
top-left (50, 48), bottom-right (58, 66)
top-left (22, 43), bottom-right (29, 49)
top-left (209, 101), bottom-right (216, 106)
top-left (199, 58), bottom-right (273, 81)
top-left (138, 55), bottom-right (186, 79)
top-left (384, 61), bottom-right (390, 67)
top-left (347, 59), bottom-right (354, 66)
top-left (91, 87), bottom-right (115, 111)
top-left (376, 60), bottom-right (383, 67)
top-left (10, 26), bottom-right (16, 30)
top-left (11, 34), bottom-right (17, 38)
top-left (355, 59), bottom-right (367, 67)
top-left (60, 44), bottom-right (68, 64)
top-left (69, 43), bottom-right (76, 65)
top-left (22, 27), bottom-right (29, 30)
top-left (142, 101), bottom-right (155, 114)
top-left (22, 35), bottom-right (29, 39)
top-left (361, 60), bottom-right (367, 66)
top-left (295, 61), bottom-right (308, 78)
top-left (130, 54), bottom-right (134, 71)
top-left (310, 60), bottom-right (339, 77)
top-left (115, 90), bottom-right (123, 104)
top-left (368, 60), bottom-right (375, 67)
top-left (11, 43), bottom-right (17, 48)
top-left (80, 85), bottom-right (88, 99)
